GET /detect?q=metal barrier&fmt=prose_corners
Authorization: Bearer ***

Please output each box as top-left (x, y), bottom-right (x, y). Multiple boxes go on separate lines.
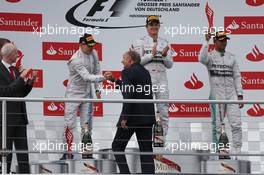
top-left (1, 97), bottom-right (264, 174)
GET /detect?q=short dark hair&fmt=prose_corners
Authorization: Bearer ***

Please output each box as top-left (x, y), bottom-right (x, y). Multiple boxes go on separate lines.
top-left (125, 51), bottom-right (141, 64)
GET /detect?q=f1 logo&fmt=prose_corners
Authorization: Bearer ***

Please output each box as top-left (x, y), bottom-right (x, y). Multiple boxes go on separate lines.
top-left (86, 0), bottom-right (123, 17)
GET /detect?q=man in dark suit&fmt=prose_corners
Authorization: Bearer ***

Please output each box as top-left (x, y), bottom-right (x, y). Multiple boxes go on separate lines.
top-left (109, 51), bottom-right (155, 174)
top-left (0, 43), bottom-right (36, 173)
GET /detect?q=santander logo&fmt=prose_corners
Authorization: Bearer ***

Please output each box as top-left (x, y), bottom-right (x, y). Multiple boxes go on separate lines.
top-left (46, 45), bottom-right (57, 55)
top-left (42, 42), bottom-right (78, 61)
top-left (168, 104), bottom-right (179, 113)
top-left (42, 42), bottom-right (102, 61)
top-left (47, 102), bottom-right (58, 111)
top-left (0, 12), bottom-right (42, 32)
top-left (171, 44), bottom-right (215, 62)
top-left (43, 101), bottom-right (103, 117)
top-left (241, 72), bottom-right (264, 89)
top-left (227, 20), bottom-right (240, 30)
top-left (225, 16), bottom-right (264, 34)
top-left (246, 0), bottom-right (264, 6)
top-left (246, 45), bottom-right (264, 62)
top-left (43, 101), bottom-right (64, 116)
top-left (247, 104), bottom-right (264, 117)
top-left (184, 73), bottom-right (204, 90)
top-left (169, 103), bottom-right (210, 118)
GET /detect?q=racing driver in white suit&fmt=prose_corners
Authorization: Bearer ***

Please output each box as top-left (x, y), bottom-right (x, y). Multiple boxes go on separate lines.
top-left (199, 31), bottom-right (243, 158)
top-left (132, 16), bottom-right (174, 137)
top-left (60, 34), bottom-right (111, 159)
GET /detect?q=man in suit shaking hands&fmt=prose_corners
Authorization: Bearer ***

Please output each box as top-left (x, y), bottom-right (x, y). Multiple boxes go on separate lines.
top-left (109, 51), bottom-right (155, 174)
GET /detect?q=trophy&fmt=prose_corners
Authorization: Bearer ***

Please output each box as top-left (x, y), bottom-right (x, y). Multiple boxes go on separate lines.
top-left (205, 2), bottom-right (215, 34)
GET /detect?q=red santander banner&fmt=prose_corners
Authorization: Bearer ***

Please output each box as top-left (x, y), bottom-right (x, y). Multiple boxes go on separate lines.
top-left (171, 44), bottom-right (214, 62)
top-left (241, 72), bottom-right (264, 90)
top-left (225, 16), bottom-right (264, 34)
top-left (169, 103), bottom-right (210, 118)
top-left (42, 42), bottom-right (102, 61)
top-left (43, 101), bottom-right (103, 117)
top-left (0, 12), bottom-right (42, 32)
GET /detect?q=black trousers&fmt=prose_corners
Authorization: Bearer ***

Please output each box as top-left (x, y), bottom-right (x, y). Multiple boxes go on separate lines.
top-left (0, 124), bottom-right (29, 173)
top-left (111, 126), bottom-right (155, 174)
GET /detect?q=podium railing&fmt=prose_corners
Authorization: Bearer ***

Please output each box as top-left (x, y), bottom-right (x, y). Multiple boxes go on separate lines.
top-left (1, 97), bottom-right (264, 174)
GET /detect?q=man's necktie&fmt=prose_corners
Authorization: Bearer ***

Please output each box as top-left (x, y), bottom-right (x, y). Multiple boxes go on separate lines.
top-left (9, 66), bottom-right (16, 80)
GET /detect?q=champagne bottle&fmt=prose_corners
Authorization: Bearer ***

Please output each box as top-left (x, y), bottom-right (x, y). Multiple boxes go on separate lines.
top-left (82, 123), bottom-right (93, 159)
top-left (153, 111), bottom-right (164, 147)
top-left (218, 123), bottom-right (230, 159)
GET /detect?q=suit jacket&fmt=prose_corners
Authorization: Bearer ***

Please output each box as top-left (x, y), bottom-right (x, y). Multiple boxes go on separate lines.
top-left (0, 62), bottom-right (33, 126)
top-left (0, 77), bottom-right (26, 96)
top-left (115, 63), bottom-right (155, 127)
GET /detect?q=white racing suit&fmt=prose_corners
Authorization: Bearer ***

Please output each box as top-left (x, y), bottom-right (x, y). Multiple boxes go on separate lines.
top-left (199, 43), bottom-right (243, 150)
top-left (64, 48), bottom-right (104, 145)
top-left (133, 35), bottom-right (174, 136)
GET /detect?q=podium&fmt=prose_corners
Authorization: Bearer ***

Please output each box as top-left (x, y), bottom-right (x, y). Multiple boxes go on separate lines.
top-left (29, 148), bottom-right (252, 174)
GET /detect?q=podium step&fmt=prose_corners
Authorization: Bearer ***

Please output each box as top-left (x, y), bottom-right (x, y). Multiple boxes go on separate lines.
top-left (202, 160), bottom-right (251, 174)
top-left (154, 148), bottom-right (210, 174)
top-left (30, 159), bottom-right (117, 174)
top-left (30, 162), bottom-right (68, 173)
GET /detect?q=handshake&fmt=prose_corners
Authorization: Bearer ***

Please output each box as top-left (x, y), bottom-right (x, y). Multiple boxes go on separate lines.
top-left (103, 71), bottom-right (115, 81)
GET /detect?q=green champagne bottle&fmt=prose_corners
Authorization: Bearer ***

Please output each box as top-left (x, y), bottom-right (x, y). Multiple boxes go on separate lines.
top-left (153, 111), bottom-right (164, 147)
top-left (219, 123), bottom-right (230, 159)
top-left (82, 123), bottom-right (93, 159)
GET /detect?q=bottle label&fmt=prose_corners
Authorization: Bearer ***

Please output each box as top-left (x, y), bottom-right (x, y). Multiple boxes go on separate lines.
top-left (154, 135), bottom-right (164, 144)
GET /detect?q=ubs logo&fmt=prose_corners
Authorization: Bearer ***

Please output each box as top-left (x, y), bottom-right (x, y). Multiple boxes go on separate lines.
top-left (65, 0), bottom-right (144, 29)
